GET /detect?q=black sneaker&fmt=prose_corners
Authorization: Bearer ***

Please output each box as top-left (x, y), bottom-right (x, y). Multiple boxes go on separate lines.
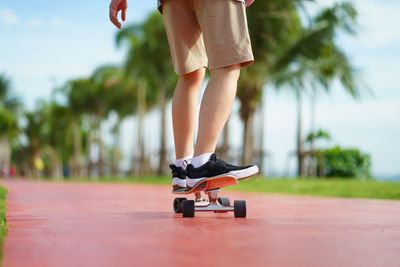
top-left (169, 164), bottom-right (187, 192)
top-left (186, 153), bottom-right (258, 188)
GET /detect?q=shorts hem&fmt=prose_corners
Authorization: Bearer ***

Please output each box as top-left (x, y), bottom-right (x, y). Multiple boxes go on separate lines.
top-left (209, 55), bottom-right (254, 70)
top-left (175, 61), bottom-right (208, 75)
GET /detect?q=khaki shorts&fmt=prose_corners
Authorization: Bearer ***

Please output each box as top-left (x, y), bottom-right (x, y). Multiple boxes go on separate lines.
top-left (162, 0), bottom-right (254, 75)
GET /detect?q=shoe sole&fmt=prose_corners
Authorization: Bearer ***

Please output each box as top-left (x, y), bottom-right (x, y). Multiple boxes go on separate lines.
top-left (178, 175), bottom-right (238, 194)
top-left (186, 165), bottom-right (259, 187)
top-left (229, 165), bottom-right (259, 180)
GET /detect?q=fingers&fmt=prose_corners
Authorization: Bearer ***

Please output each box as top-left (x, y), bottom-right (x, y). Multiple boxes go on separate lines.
top-left (109, 6), bottom-right (121, 29)
top-left (122, 9), bottom-right (126, 21)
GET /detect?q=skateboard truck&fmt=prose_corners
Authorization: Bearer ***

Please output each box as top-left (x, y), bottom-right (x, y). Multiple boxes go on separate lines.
top-left (173, 189), bottom-right (246, 218)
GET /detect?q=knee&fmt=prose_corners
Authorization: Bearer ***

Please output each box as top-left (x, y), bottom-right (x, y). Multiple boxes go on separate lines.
top-left (210, 64), bottom-right (241, 81)
top-left (179, 67), bottom-right (206, 86)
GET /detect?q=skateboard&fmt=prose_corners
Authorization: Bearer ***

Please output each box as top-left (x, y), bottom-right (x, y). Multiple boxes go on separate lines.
top-left (172, 175), bottom-right (247, 218)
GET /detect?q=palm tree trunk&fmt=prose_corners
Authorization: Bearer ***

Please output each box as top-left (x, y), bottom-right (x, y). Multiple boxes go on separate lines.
top-left (0, 136), bottom-right (11, 177)
top-left (72, 118), bottom-right (82, 177)
top-left (158, 84), bottom-right (168, 175)
top-left (86, 119), bottom-right (93, 178)
top-left (309, 91), bottom-right (317, 177)
top-left (50, 149), bottom-right (63, 180)
top-left (111, 119), bottom-right (122, 177)
top-left (296, 90), bottom-right (305, 177)
top-left (97, 125), bottom-right (105, 177)
top-left (131, 84), bottom-right (147, 175)
top-left (242, 111), bottom-right (255, 165)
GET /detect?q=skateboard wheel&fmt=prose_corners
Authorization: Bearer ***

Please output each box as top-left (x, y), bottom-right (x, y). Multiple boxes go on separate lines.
top-left (218, 197), bottom-right (230, 206)
top-left (234, 200), bottom-right (246, 218)
top-left (173, 198), bottom-right (187, 213)
top-left (182, 200), bottom-right (195, 218)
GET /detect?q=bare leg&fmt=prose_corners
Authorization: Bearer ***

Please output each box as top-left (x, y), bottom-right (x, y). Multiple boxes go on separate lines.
top-left (194, 64), bottom-right (241, 157)
top-left (172, 68), bottom-right (206, 159)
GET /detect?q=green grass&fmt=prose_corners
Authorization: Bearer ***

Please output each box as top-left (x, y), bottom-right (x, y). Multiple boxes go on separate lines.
top-left (64, 176), bottom-right (400, 200)
top-left (228, 177), bottom-right (400, 200)
top-left (0, 185), bottom-right (7, 260)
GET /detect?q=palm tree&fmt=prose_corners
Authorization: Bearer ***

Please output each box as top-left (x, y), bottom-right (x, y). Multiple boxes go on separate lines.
top-left (40, 101), bottom-right (73, 179)
top-left (139, 13), bottom-right (177, 175)
top-left (0, 74), bottom-right (21, 176)
top-left (90, 65), bottom-right (128, 177)
top-left (116, 13), bottom-right (174, 175)
top-left (23, 108), bottom-right (46, 177)
top-left (237, 0), bottom-right (306, 164)
top-left (273, 2), bottom-right (365, 176)
top-left (116, 27), bottom-right (154, 175)
top-left (94, 65), bottom-right (137, 176)
top-left (60, 78), bottom-right (91, 177)
top-left (67, 77), bottom-right (104, 178)
top-left (20, 100), bottom-right (73, 179)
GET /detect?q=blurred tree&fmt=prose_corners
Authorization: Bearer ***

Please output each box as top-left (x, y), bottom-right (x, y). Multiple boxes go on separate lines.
top-left (94, 65), bottom-right (137, 176)
top-left (40, 101), bottom-right (73, 179)
top-left (23, 109), bottom-right (46, 177)
top-left (0, 74), bottom-right (21, 176)
top-left (139, 13), bottom-right (177, 175)
top-left (61, 78), bottom-right (91, 177)
top-left (117, 25), bottom-right (153, 175)
top-left (90, 65), bottom-right (129, 177)
top-left (20, 101), bottom-right (73, 179)
top-left (274, 2), bottom-right (365, 176)
top-left (116, 12), bottom-right (175, 175)
top-left (238, 0), bottom-right (305, 164)
top-left (61, 78), bottom-right (99, 177)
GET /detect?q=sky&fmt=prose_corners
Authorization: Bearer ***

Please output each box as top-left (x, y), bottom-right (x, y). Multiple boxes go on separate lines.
top-left (0, 0), bottom-right (399, 179)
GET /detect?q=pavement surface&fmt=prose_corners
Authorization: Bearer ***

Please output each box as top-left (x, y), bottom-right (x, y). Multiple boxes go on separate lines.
top-left (2, 179), bottom-right (400, 267)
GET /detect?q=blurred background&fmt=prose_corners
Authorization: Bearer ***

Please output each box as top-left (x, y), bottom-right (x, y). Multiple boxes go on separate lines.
top-left (0, 0), bottom-right (399, 181)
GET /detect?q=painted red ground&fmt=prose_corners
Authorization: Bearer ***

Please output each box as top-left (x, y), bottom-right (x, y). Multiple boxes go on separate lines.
top-left (2, 179), bottom-right (400, 267)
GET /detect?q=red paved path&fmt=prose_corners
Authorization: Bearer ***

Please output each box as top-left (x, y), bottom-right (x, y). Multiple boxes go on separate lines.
top-left (2, 180), bottom-right (400, 267)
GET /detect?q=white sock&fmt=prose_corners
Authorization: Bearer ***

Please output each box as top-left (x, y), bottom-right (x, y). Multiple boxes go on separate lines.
top-left (175, 154), bottom-right (193, 169)
top-left (191, 152), bottom-right (213, 168)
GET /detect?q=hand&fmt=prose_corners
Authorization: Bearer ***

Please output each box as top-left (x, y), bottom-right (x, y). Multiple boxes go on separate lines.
top-left (109, 0), bottom-right (128, 29)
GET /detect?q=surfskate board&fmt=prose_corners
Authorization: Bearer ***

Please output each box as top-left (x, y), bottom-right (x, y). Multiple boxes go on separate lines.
top-left (173, 175), bottom-right (238, 194)
top-left (172, 175), bottom-right (246, 218)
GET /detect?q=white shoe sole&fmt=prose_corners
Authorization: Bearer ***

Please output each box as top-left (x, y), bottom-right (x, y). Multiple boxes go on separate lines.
top-left (229, 165), bottom-right (259, 180)
top-left (172, 178), bottom-right (186, 187)
top-left (186, 165), bottom-right (259, 188)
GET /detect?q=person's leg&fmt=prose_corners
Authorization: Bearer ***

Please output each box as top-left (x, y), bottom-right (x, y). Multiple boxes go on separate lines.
top-left (171, 68), bottom-right (205, 191)
top-left (186, 0), bottom-right (258, 187)
top-left (162, 0), bottom-right (208, 190)
top-left (191, 0), bottom-right (253, 165)
top-left (193, 64), bottom-right (240, 157)
top-left (187, 69), bottom-right (259, 187)
top-left (172, 68), bottom-right (205, 160)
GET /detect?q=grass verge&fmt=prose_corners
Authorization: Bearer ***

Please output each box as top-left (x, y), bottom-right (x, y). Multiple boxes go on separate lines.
top-left (228, 177), bottom-right (400, 200)
top-left (64, 176), bottom-right (400, 200)
top-left (0, 184), bottom-right (7, 260)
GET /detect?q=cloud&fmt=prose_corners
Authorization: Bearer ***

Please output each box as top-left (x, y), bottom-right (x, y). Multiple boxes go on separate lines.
top-left (25, 17), bottom-right (67, 29)
top-left (51, 17), bottom-right (67, 28)
top-left (0, 7), bottom-right (19, 26)
top-left (27, 18), bottom-right (45, 29)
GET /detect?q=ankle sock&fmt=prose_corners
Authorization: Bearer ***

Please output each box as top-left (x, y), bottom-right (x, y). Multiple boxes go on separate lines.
top-left (175, 154), bottom-right (193, 169)
top-left (191, 152), bottom-right (213, 168)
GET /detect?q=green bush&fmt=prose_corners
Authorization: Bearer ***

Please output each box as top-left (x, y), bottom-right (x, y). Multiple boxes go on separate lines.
top-left (320, 146), bottom-right (371, 178)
